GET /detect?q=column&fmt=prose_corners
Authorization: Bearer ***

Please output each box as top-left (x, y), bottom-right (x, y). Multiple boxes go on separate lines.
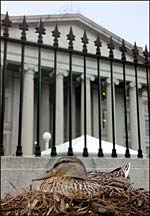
top-left (139, 91), bottom-right (145, 153)
top-left (40, 77), bottom-right (50, 150)
top-left (0, 62), bottom-right (2, 104)
top-left (91, 84), bottom-right (99, 138)
top-left (72, 84), bottom-right (76, 139)
top-left (66, 83), bottom-right (76, 141)
top-left (129, 81), bottom-right (142, 150)
top-left (21, 64), bottom-right (36, 155)
top-left (6, 74), bottom-right (13, 155)
top-left (12, 74), bottom-right (20, 155)
top-left (106, 78), bottom-right (119, 142)
top-left (81, 74), bottom-right (95, 135)
top-left (56, 69), bottom-right (68, 145)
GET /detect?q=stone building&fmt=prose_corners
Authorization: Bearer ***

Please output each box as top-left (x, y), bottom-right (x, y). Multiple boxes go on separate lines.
top-left (1, 13), bottom-right (149, 156)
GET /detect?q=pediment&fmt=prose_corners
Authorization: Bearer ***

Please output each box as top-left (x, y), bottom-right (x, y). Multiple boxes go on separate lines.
top-left (1, 13), bottom-right (144, 61)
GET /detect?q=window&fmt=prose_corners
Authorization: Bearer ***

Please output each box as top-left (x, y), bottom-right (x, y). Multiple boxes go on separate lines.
top-left (146, 146), bottom-right (150, 157)
top-left (145, 120), bottom-right (149, 137)
top-left (102, 109), bottom-right (107, 129)
top-left (127, 111), bottom-right (130, 130)
top-left (144, 103), bottom-right (148, 113)
top-left (4, 97), bottom-right (8, 122)
top-left (101, 89), bottom-right (106, 101)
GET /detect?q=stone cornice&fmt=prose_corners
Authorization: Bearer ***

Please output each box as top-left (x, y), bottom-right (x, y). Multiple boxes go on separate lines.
top-left (1, 13), bottom-right (144, 58)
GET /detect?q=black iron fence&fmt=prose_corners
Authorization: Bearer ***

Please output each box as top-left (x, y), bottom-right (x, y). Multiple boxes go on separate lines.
top-left (0, 12), bottom-right (150, 157)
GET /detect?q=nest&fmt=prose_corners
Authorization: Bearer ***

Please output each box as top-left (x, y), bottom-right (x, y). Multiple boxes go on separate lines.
top-left (1, 184), bottom-right (149, 216)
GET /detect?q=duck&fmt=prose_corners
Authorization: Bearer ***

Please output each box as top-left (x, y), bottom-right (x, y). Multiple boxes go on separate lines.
top-left (32, 156), bottom-right (131, 199)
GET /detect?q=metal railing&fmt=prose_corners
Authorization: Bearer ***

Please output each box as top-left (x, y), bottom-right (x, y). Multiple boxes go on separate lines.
top-left (0, 12), bottom-right (150, 157)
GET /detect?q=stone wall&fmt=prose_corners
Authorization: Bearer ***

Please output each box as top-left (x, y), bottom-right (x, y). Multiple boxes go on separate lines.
top-left (1, 156), bottom-right (149, 197)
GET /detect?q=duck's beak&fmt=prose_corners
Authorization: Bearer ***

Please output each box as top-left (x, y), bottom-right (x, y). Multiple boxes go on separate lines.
top-left (32, 168), bottom-right (56, 181)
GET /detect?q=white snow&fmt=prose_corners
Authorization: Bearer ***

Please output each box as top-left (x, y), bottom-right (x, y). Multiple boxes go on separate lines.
top-left (41, 135), bottom-right (138, 156)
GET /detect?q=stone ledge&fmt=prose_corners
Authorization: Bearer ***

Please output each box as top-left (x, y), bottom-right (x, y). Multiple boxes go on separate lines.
top-left (1, 156), bottom-right (149, 168)
top-left (1, 156), bottom-right (149, 197)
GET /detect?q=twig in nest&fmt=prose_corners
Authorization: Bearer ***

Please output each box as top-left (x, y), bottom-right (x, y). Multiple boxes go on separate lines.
top-left (8, 180), bottom-right (19, 193)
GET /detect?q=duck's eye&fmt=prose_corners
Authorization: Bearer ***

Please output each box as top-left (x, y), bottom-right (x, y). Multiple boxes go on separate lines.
top-left (53, 159), bottom-right (74, 168)
top-left (53, 160), bottom-right (67, 168)
top-left (53, 161), bottom-right (62, 168)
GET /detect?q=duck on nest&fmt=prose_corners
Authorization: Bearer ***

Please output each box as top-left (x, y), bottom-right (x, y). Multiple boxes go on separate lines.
top-left (32, 156), bottom-right (131, 199)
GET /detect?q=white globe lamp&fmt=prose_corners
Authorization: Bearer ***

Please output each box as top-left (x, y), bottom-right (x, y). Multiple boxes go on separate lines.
top-left (43, 132), bottom-right (51, 150)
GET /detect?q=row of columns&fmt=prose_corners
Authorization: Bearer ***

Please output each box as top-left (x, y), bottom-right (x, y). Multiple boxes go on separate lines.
top-left (20, 64), bottom-right (144, 155)
top-left (106, 78), bottom-right (144, 150)
top-left (21, 66), bottom-right (69, 154)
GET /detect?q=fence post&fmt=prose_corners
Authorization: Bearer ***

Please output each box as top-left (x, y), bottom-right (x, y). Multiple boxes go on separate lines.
top-left (132, 42), bottom-right (143, 158)
top-left (16, 16), bottom-right (28, 156)
top-left (120, 40), bottom-right (130, 157)
top-left (51, 24), bottom-right (60, 156)
top-left (35, 19), bottom-right (46, 156)
top-left (81, 30), bottom-right (89, 157)
top-left (107, 37), bottom-right (117, 157)
top-left (94, 34), bottom-right (103, 157)
top-left (0, 12), bottom-right (11, 156)
top-left (143, 46), bottom-right (150, 150)
top-left (67, 27), bottom-right (75, 156)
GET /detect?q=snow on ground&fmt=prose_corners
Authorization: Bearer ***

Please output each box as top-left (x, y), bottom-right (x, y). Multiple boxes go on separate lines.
top-left (41, 135), bottom-right (138, 156)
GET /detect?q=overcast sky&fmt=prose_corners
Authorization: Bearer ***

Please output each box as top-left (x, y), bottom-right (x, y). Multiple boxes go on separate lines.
top-left (1, 1), bottom-right (149, 48)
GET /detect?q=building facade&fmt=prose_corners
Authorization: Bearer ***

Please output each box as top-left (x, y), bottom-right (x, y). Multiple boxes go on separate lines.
top-left (1, 13), bottom-right (149, 156)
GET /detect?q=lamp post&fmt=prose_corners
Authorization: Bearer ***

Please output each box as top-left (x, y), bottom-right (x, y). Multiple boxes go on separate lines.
top-left (43, 132), bottom-right (51, 150)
